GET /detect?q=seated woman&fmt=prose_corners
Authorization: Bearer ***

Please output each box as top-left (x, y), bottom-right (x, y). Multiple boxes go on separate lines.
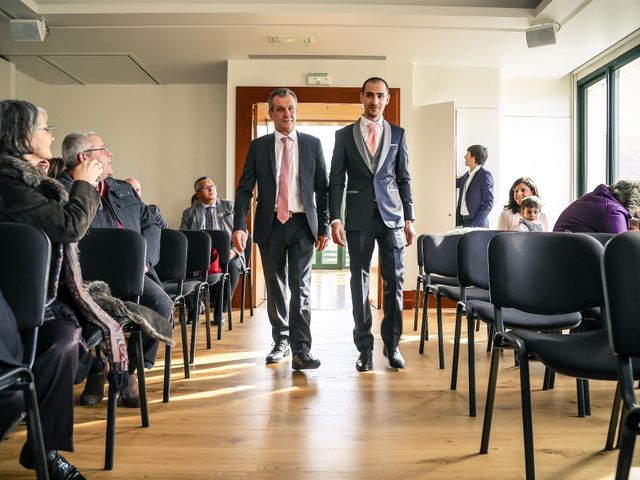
top-left (0, 99), bottom-right (122, 480)
top-left (497, 177), bottom-right (549, 231)
top-left (553, 180), bottom-right (640, 233)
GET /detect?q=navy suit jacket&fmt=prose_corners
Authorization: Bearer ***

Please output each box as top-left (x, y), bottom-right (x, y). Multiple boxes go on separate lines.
top-left (455, 166), bottom-right (494, 228)
top-left (329, 119), bottom-right (414, 231)
top-left (233, 131), bottom-right (329, 246)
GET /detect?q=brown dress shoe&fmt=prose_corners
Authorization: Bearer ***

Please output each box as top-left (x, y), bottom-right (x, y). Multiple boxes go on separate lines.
top-left (79, 371), bottom-right (106, 406)
top-left (119, 373), bottom-right (140, 408)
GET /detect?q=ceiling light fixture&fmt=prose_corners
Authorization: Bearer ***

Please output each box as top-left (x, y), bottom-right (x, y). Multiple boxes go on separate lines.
top-left (269, 36), bottom-right (313, 45)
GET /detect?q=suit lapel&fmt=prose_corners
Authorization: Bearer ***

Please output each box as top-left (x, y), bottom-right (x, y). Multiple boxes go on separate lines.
top-left (352, 119), bottom-right (373, 173)
top-left (267, 134), bottom-right (277, 183)
top-left (375, 120), bottom-right (392, 175)
top-left (297, 132), bottom-right (309, 194)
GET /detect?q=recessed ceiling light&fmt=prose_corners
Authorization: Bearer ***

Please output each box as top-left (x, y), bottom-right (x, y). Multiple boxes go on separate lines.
top-left (268, 36), bottom-right (313, 44)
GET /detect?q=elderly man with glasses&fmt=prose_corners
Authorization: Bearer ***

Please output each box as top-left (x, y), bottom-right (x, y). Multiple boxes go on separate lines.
top-left (180, 176), bottom-right (242, 326)
top-left (58, 131), bottom-right (173, 408)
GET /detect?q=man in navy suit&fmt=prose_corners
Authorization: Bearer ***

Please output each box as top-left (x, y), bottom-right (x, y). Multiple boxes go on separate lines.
top-left (330, 77), bottom-right (416, 371)
top-left (455, 145), bottom-right (494, 228)
top-left (232, 88), bottom-right (329, 370)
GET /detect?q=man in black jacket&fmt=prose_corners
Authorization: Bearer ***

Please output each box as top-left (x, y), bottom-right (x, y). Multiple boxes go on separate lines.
top-left (60, 131), bottom-right (173, 407)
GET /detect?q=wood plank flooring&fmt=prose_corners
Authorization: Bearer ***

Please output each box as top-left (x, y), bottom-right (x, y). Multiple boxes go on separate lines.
top-left (1, 271), bottom-right (639, 479)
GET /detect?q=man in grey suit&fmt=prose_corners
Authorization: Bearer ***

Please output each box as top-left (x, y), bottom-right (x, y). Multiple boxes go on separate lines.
top-left (330, 77), bottom-right (416, 371)
top-left (232, 88), bottom-right (329, 370)
top-left (180, 176), bottom-right (241, 325)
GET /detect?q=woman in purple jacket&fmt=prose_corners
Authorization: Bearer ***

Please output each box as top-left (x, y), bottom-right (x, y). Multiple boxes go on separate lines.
top-left (553, 180), bottom-right (640, 233)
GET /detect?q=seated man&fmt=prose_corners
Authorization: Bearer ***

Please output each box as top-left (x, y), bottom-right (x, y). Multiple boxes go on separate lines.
top-left (180, 176), bottom-right (243, 325)
top-left (60, 131), bottom-right (173, 408)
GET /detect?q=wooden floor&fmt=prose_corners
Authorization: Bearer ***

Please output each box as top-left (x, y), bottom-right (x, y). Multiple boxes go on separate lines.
top-left (1, 271), bottom-right (639, 479)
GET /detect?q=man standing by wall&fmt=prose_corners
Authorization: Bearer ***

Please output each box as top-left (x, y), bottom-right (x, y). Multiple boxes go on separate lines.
top-left (232, 87), bottom-right (329, 370)
top-left (455, 145), bottom-right (493, 228)
top-left (330, 77), bottom-right (416, 372)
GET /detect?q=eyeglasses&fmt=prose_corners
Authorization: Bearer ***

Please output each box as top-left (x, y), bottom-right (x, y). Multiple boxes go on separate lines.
top-left (197, 184), bottom-right (216, 192)
top-left (83, 147), bottom-right (111, 154)
top-left (37, 126), bottom-right (55, 134)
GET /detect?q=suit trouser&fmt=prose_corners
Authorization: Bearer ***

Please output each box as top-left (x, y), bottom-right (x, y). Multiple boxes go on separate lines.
top-left (258, 213), bottom-right (314, 355)
top-left (0, 316), bottom-right (82, 453)
top-left (346, 209), bottom-right (405, 352)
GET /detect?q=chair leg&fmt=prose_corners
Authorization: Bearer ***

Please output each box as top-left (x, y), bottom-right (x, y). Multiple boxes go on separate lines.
top-left (615, 420), bottom-right (638, 480)
top-left (419, 289), bottom-right (429, 354)
top-left (240, 272), bottom-right (246, 324)
top-left (584, 380), bottom-right (591, 416)
top-left (480, 343), bottom-right (502, 454)
top-left (248, 269), bottom-right (254, 316)
top-left (135, 331), bottom-right (149, 428)
top-left (549, 370), bottom-right (556, 389)
top-left (190, 291), bottom-right (200, 364)
top-left (162, 344), bottom-right (171, 404)
top-left (104, 371), bottom-right (117, 470)
top-left (436, 294), bottom-right (445, 369)
top-left (413, 278), bottom-right (421, 331)
top-left (226, 277), bottom-right (232, 331)
top-left (516, 347), bottom-right (536, 480)
top-left (542, 367), bottom-right (552, 391)
top-left (450, 303), bottom-right (463, 391)
top-left (23, 372), bottom-right (49, 480)
top-left (486, 324), bottom-right (494, 352)
top-left (606, 383), bottom-right (623, 451)
top-left (577, 379), bottom-right (586, 418)
top-left (180, 300), bottom-right (190, 379)
top-left (204, 286), bottom-right (212, 350)
top-left (467, 309), bottom-right (477, 418)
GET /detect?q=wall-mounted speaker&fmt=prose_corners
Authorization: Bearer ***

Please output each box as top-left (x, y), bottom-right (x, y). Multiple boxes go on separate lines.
top-left (9, 19), bottom-right (47, 42)
top-left (525, 22), bottom-right (559, 49)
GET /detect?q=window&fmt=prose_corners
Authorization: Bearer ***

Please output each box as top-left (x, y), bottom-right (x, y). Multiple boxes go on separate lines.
top-left (577, 45), bottom-right (640, 195)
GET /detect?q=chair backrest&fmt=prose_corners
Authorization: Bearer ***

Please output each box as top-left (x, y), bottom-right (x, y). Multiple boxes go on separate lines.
top-left (602, 231), bottom-right (640, 358)
top-left (489, 232), bottom-right (603, 315)
top-left (154, 229), bottom-right (187, 283)
top-left (585, 232), bottom-right (616, 246)
top-left (416, 234), bottom-right (426, 274)
top-left (204, 229), bottom-right (231, 266)
top-left (0, 223), bottom-right (51, 331)
top-left (457, 230), bottom-right (502, 290)
top-left (79, 228), bottom-right (146, 300)
top-left (180, 229), bottom-right (211, 273)
top-left (423, 233), bottom-right (461, 278)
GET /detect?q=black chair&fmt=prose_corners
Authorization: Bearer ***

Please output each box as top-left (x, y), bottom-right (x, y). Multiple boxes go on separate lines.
top-left (154, 229), bottom-right (189, 402)
top-left (0, 223), bottom-right (51, 480)
top-left (603, 231), bottom-right (640, 480)
top-left (239, 234), bottom-right (254, 324)
top-left (79, 228), bottom-right (149, 470)
top-left (202, 230), bottom-right (232, 346)
top-left (412, 234), bottom-right (426, 331)
top-left (479, 232), bottom-right (615, 480)
top-left (179, 230), bottom-right (212, 362)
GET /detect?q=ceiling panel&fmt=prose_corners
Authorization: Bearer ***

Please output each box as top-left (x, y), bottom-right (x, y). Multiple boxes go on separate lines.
top-left (44, 54), bottom-right (157, 84)
top-left (5, 55), bottom-right (81, 84)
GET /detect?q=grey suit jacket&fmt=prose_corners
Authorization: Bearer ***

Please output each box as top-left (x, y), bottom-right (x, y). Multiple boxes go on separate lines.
top-left (180, 198), bottom-right (234, 235)
top-left (329, 118), bottom-right (414, 231)
top-left (233, 131), bottom-right (329, 246)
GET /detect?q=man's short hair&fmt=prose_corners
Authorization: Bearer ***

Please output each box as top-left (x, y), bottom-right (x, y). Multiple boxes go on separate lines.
top-left (467, 145), bottom-right (488, 165)
top-left (361, 77), bottom-right (389, 93)
top-left (193, 176), bottom-right (209, 192)
top-left (521, 196), bottom-right (542, 211)
top-left (267, 88), bottom-right (298, 111)
top-left (61, 131), bottom-right (96, 170)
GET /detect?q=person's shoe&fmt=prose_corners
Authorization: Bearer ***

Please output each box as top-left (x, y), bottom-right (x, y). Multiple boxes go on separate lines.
top-left (356, 350), bottom-right (373, 371)
top-left (292, 352), bottom-right (321, 370)
top-left (79, 370), bottom-right (106, 406)
top-left (20, 446), bottom-right (86, 480)
top-left (383, 345), bottom-right (405, 369)
top-left (266, 339), bottom-right (290, 364)
top-left (211, 314), bottom-right (225, 326)
top-left (118, 373), bottom-right (140, 408)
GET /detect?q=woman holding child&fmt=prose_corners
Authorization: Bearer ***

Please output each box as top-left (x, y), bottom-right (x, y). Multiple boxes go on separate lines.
top-left (497, 177), bottom-right (549, 231)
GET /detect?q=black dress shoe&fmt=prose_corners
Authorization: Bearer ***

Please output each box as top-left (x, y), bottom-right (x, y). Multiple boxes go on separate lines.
top-left (356, 350), bottom-right (373, 371)
top-left (211, 314), bottom-right (225, 326)
top-left (266, 339), bottom-right (290, 364)
top-left (292, 352), bottom-right (321, 370)
top-left (383, 345), bottom-right (405, 369)
top-left (20, 446), bottom-right (86, 480)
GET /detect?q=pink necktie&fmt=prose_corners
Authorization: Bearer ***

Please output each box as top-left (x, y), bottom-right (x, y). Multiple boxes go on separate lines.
top-left (367, 122), bottom-right (380, 156)
top-left (277, 136), bottom-right (291, 224)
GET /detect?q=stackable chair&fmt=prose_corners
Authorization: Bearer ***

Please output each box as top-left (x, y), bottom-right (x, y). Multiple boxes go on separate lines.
top-left (412, 234), bottom-right (426, 331)
top-left (602, 231), bottom-right (640, 480)
top-left (239, 234), bottom-right (254, 324)
top-left (202, 230), bottom-right (232, 345)
top-left (79, 228), bottom-right (149, 470)
top-left (478, 232), bottom-right (624, 480)
top-left (0, 223), bottom-right (51, 480)
top-left (154, 228), bottom-right (188, 402)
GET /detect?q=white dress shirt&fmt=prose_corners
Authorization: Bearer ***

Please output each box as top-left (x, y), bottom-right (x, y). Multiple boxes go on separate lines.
top-left (460, 164), bottom-right (481, 216)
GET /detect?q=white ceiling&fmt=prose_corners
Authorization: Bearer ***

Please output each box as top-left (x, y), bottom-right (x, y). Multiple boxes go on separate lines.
top-left (0, 0), bottom-right (638, 85)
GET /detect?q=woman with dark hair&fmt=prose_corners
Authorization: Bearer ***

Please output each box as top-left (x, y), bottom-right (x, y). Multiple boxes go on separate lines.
top-left (455, 144), bottom-right (494, 228)
top-left (553, 180), bottom-right (640, 233)
top-left (0, 99), bottom-right (118, 480)
top-left (497, 177), bottom-right (549, 231)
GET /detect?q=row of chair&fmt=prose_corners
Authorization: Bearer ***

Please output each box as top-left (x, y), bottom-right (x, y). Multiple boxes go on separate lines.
top-left (413, 229), bottom-right (640, 480)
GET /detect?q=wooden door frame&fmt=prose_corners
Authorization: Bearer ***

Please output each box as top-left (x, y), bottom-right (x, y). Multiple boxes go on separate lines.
top-left (234, 86), bottom-right (401, 309)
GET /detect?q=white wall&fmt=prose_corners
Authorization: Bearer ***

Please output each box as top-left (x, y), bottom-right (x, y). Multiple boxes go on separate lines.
top-left (15, 70), bottom-right (48, 107)
top-left (0, 57), bottom-right (15, 99)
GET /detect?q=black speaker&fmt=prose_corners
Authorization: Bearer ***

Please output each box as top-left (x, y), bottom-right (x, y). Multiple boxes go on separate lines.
top-left (525, 22), bottom-right (558, 49)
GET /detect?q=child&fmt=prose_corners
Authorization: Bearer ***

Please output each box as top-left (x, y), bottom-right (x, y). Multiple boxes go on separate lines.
top-left (516, 196), bottom-right (544, 232)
